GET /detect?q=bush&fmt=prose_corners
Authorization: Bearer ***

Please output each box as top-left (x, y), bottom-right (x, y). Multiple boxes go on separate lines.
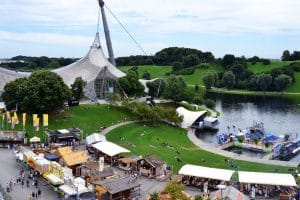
top-left (205, 99), bottom-right (216, 108)
top-left (290, 62), bottom-right (300, 72)
top-left (238, 136), bottom-right (245, 143)
top-left (194, 195), bottom-right (203, 200)
top-left (173, 67), bottom-right (195, 75)
top-left (193, 96), bottom-right (204, 105)
top-left (262, 59), bottom-right (271, 65)
top-left (253, 137), bottom-right (259, 145)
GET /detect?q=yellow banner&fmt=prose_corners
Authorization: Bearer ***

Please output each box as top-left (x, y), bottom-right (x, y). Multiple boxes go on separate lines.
top-left (33, 114), bottom-right (37, 124)
top-left (13, 112), bottom-right (19, 124)
top-left (23, 113), bottom-right (26, 127)
top-left (43, 114), bottom-right (48, 127)
top-left (34, 117), bottom-right (40, 131)
top-left (6, 111), bottom-right (11, 123)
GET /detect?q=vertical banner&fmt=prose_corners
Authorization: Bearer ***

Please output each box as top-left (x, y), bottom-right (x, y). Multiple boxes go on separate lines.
top-left (13, 111), bottom-right (19, 125)
top-left (43, 114), bottom-right (48, 127)
top-left (33, 114), bottom-right (37, 124)
top-left (6, 111), bottom-right (11, 123)
top-left (11, 116), bottom-right (17, 129)
top-left (99, 157), bottom-right (104, 171)
top-left (34, 117), bottom-right (40, 131)
top-left (1, 114), bottom-right (4, 129)
top-left (22, 113), bottom-right (26, 128)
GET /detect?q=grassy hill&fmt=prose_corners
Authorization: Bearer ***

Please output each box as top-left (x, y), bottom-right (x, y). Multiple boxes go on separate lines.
top-left (107, 122), bottom-right (293, 173)
top-left (118, 60), bottom-right (300, 94)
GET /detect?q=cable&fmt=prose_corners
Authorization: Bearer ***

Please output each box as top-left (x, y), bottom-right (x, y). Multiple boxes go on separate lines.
top-left (104, 4), bottom-right (157, 66)
top-left (97, 8), bottom-right (100, 33)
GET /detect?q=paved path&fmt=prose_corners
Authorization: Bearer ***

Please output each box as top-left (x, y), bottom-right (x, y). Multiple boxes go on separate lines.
top-left (187, 129), bottom-right (299, 168)
top-left (0, 149), bottom-right (58, 200)
top-left (101, 121), bottom-right (138, 136)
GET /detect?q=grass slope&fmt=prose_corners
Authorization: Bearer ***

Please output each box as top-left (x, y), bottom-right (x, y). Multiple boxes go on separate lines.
top-left (107, 122), bottom-right (292, 173)
top-left (118, 65), bottom-right (172, 79)
top-left (0, 105), bottom-right (135, 139)
top-left (286, 72), bottom-right (300, 93)
top-left (247, 61), bottom-right (292, 73)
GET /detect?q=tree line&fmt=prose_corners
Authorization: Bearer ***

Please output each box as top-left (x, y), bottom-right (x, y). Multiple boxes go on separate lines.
top-left (0, 56), bottom-right (78, 71)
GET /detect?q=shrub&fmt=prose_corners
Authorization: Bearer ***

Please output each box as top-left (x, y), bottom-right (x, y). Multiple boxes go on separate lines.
top-left (262, 59), bottom-right (271, 65)
top-left (205, 99), bottom-right (216, 108)
top-left (193, 96), bottom-right (204, 105)
top-left (238, 136), bottom-right (245, 143)
top-left (173, 67), bottom-right (195, 75)
top-left (253, 137), bottom-right (259, 145)
top-left (194, 195), bottom-right (203, 200)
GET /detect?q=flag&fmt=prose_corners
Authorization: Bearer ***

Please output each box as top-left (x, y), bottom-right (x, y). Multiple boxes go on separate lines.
top-left (13, 111), bottom-right (19, 124)
top-left (43, 114), bottom-right (48, 127)
top-left (34, 117), bottom-right (40, 131)
top-left (33, 114), bottom-right (37, 124)
top-left (1, 114), bottom-right (4, 128)
top-left (23, 113), bottom-right (26, 127)
top-left (11, 116), bottom-right (17, 129)
top-left (6, 111), bottom-right (11, 123)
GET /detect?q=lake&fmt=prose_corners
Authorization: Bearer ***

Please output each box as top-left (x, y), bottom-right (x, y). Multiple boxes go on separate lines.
top-left (196, 93), bottom-right (300, 161)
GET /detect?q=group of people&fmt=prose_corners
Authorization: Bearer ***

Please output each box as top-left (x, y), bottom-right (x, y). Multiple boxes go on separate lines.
top-left (181, 176), bottom-right (223, 193)
top-left (5, 168), bottom-right (42, 199)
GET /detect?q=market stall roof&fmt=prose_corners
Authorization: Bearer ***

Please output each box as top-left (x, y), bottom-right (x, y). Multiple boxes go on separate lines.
top-left (30, 136), bottom-right (41, 143)
top-left (62, 151), bottom-right (88, 166)
top-left (59, 185), bottom-right (77, 196)
top-left (44, 173), bottom-right (64, 185)
top-left (238, 171), bottom-right (297, 186)
top-left (176, 107), bottom-right (207, 128)
top-left (58, 129), bottom-right (70, 134)
top-left (86, 133), bottom-right (106, 146)
top-left (92, 141), bottom-right (130, 157)
top-left (179, 164), bottom-right (235, 181)
top-left (45, 153), bottom-right (59, 161)
top-left (118, 155), bottom-right (142, 164)
top-left (93, 176), bottom-right (140, 195)
top-left (55, 146), bottom-right (73, 157)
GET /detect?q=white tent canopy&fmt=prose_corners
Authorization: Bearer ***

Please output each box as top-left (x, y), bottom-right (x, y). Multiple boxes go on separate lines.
top-left (30, 136), bottom-right (41, 143)
top-left (86, 133), bottom-right (106, 146)
top-left (179, 164), bottom-right (235, 181)
top-left (92, 141), bottom-right (130, 157)
top-left (176, 107), bottom-right (207, 128)
top-left (238, 171), bottom-right (297, 187)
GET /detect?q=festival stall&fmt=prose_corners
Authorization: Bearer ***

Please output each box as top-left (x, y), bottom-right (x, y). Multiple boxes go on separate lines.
top-left (118, 155), bottom-right (142, 171)
top-left (137, 155), bottom-right (167, 177)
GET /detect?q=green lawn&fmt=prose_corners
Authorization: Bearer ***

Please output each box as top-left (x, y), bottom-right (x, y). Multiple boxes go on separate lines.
top-left (107, 122), bottom-right (293, 173)
top-left (247, 61), bottom-right (292, 73)
top-left (0, 104), bottom-right (136, 139)
top-left (182, 64), bottom-right (223, 85)
top-left (286, 72), bottom-right (300, 93)
top-left (118, 65), bottom-right (172, 79)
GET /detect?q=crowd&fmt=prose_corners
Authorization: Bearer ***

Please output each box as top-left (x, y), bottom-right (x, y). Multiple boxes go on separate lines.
top-left (5, 168), bottom-right (42, 200)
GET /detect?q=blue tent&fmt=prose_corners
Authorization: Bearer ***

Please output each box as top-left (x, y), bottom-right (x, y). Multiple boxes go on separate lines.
top-left (263, 134), bottom-right (279, 142)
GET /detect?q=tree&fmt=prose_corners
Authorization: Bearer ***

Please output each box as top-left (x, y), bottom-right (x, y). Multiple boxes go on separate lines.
top-left (142, 71), bottom-right (151, 80)
top-left (205, 99), bottom-right (216, 108)
top-left (147, 79), bottom-right (165, 97)
top-left (261, 59), bottom-right (271, 65)
top-left (258, 73), bottom-right (272, 92)
top-left (274, 74), bottom-right (292, 91)
top-left (182, 54), bottom-right (200, 68)
top-left (231, 64), bottom-right (247, 80)
top-left (163, 180), bottom-right (189, 200)
top-left (3, 70), bottom-right (71, 113)
top-left (222, 71), bottom-right (235, 89)
top-left (71, 77), bottom-right (87, 100)
top-left (222, 54), bottom-right (235, 69)
top-left (118, 70), bottom-right (145, 97)
top-left (2, 78), bottom-right (27, 110)
top-left (163, 75), bottom-right (188, 102)
top-left (149, 192), bottom-right (159, 200)
top-left (172, 61), bottom-right (184, 71)
top-left (202, 72), bottom-right (217, 89)
top-left (282, 50), bottom-right (291, 61)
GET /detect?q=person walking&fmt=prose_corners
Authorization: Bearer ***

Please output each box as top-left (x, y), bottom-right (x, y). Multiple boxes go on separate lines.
top-left (21, 179), bottom-right (24, 189)
top-left (26, 179), bottom-right (29, 188)
top-left (37, 188), bottom-right (41, 198)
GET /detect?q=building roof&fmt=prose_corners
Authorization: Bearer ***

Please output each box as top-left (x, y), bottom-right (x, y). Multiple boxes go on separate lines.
top-left (176, 107), bottom-right (207, 128)
top-left (144, 155), bottom-right (165, 168)
top-left (86, 133), bottom-right (107, 146)
top-left (90, 167), bottom-right (115, 179)
top-left (179, 164), bottom-right (235, 181)
top-left (92, 141), bottom-right (130, 157)
top-left (55, 147), bottom-right (73, 157)
top-left (238, 171), bottom-right (297, 186)
top-left (118, 155), bottom-right (142, 164)
top-left (61, 151), bottom-right (88, 166)
top-left (93, 176), bottom-right (140, 194)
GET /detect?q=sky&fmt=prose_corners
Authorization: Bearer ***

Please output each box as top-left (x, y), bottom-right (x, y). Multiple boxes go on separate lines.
top-left (0, 0), bottom-right (300, 59)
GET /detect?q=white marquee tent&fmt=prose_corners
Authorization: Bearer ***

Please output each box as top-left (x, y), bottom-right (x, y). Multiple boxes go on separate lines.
top-left (179, 164), bottom-right (235, 181)
top-left (86, 133), bottom-right (106, 146)
top-left (92, 141), bottom-right (130, 157)
top-left (238, 171), bottom-right (297, 187)
top-left (176, 107), bottom-right (207, 129)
